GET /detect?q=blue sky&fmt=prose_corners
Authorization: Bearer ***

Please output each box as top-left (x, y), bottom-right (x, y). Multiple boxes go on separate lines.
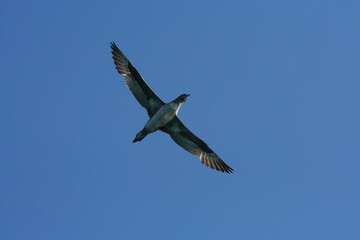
top-left (1, 0), bottom-right (359, 239)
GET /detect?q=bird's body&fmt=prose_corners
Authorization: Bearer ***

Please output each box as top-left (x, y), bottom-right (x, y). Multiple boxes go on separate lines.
top-left (110, 42), bottom-right (233, 173)
top-left (145, 102), bottom-right (181, 133)
top-left (133, 100), bottom-right (186, 142)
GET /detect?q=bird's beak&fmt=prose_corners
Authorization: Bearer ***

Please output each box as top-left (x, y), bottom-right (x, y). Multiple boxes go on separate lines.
top-left (186, 94), bottom-right (191, 98)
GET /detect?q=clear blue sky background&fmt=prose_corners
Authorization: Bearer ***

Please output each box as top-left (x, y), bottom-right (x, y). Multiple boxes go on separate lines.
top-left (1, 0), bottom-right (359, 239)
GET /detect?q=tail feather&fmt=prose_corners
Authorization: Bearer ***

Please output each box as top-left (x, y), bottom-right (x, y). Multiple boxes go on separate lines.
top-left (132, 129), bottom-right (149, 143)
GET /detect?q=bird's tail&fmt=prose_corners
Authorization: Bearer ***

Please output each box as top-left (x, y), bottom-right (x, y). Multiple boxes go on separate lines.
top-left (133, 128), bottom-right (150, 143)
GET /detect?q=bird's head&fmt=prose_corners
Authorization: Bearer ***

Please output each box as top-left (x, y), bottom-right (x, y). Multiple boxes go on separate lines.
top-left (176, 93), bottom-right (191, 103)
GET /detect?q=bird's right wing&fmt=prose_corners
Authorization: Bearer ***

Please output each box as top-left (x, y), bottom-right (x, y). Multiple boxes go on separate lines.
top-left (110, 42), bottom-right (164, 117)
top-left (161, 117), bottom-right (233, 173)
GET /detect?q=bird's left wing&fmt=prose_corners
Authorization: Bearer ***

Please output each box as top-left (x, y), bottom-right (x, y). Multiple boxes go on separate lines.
top-left (161, 117), bottom-right (233, 173)
top-left (110, 42), bottom-right (164, 117)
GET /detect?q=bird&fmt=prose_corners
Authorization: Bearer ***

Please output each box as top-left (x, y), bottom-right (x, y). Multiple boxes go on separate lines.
top-left (110, 42), bottom-right (233, 173)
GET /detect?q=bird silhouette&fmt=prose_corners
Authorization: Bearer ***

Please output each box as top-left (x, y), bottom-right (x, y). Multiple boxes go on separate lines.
top-left (110, 42), bottom-right (233, 173)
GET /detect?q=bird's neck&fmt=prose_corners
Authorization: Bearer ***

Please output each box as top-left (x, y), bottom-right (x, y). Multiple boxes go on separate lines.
top-left (169, 101), bottom-right (183, 116)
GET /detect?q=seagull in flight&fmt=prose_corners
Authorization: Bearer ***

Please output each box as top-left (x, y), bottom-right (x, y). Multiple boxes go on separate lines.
top-left (110, 42), bottom-right (233, 173)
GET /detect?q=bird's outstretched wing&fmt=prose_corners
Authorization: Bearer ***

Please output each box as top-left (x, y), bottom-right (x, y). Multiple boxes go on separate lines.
top-left (110, 42), bottom-right (164, 117)
top-left (161, 117), bottom-right (233, 173)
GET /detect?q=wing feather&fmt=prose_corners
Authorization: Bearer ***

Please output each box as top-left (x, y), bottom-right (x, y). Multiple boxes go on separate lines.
top-left (161, 117), bottom-right (233, 173)
top-left (110, 42), bottom-right (164, 117)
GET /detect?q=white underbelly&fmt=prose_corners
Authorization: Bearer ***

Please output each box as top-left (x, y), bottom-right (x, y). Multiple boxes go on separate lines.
top-left (144, 104), bottom-right (177, 132)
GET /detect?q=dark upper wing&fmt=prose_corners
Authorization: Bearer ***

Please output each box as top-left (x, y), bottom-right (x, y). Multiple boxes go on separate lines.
top-left (161, 117), bottom-right (233, 173)
top-left (110, 42), bottom-right (164, 117)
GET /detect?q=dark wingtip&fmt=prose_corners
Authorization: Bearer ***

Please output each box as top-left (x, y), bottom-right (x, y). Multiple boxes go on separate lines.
top-left (226, 167), bottom-right (234, 174)
top-left (218, 164), bottom-right (234, 174)
top-left (110, 41), bottom-right (118, 51)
